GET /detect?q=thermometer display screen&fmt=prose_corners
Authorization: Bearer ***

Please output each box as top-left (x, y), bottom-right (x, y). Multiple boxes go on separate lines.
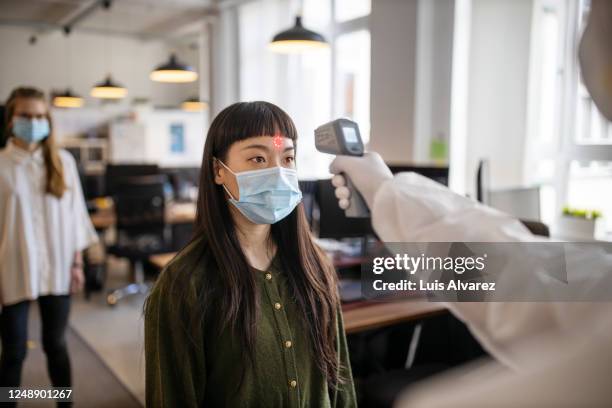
top-left (342, 126), bottom-right (359, 144)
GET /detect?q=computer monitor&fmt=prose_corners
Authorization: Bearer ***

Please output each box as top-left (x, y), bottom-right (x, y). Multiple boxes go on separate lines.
top-left (160, 167), bottom-right (201, 201)
top-left (105, 164), bottom-right (159, 197)
top-left (316, 179), bottom-right (375, 239)
top-left (474, 159), bottom-right (540, 221)
top-left (0, 105), bottom-right (6, 149)
top-left (298, 180), bottom-right (318, 226)
top-left (489, 187), bottom-right (541, 222)
top-left (388, 164), bottom-right (449, 186)
top-left (476, 159), bottom-right (490, 204)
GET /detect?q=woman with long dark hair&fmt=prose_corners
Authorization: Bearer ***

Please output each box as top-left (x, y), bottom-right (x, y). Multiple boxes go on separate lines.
top-left (144, 101), bottom-right (356, 407)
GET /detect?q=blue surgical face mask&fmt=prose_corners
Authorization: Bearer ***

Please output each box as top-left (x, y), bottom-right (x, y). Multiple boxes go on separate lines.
top-left (216, 158), bottom-right (302, 224)
top-left (12, 117), bottom-right (50, 144)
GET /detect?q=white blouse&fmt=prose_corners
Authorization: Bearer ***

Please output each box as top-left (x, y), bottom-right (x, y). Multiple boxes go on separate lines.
top-left (0, 140), bottom-right (98, 306)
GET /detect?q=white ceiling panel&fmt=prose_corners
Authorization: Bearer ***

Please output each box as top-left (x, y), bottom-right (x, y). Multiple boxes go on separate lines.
top-left (0, 0), bottom-right (215, 37)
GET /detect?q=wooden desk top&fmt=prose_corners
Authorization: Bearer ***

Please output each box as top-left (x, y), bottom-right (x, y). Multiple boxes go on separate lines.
top-left (149, 253), bottom-right (176, 269)
top-left (91, 202), bottom-right (197, 230)
top-left (90, 209), bottom-right (116, 231)
top-left (148, 252), bottom-right (447, 334)
top-left (149, 252), bottom-right (367, 271)
top-left (342, 299), bottom-right (446, 334)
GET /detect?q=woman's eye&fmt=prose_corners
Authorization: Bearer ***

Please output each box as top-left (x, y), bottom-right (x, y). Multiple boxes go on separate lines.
top-left (250, 156), bottom-right (266, 163)
top-left (285, 156), bottom-right (295, 164)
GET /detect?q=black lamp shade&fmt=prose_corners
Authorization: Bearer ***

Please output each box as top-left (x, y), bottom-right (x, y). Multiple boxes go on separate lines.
top-left (94, 76), bottom-right (124, 89)
top-left (150, 54), bottom-right (198, 83)
top-left (181, 97), bottom-right (208, 112)
top-left (91, 75), bottom-right (127, 99)
top-left (53, 88), bottom-right (84, 108)
top-left (273, 16), bottom-right (326, 42)
top-left (269, 16), bottom-right (329, 53)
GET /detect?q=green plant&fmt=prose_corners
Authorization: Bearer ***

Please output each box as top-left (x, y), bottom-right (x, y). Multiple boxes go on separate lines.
top-left (562, 206), bottom-right (603, 219)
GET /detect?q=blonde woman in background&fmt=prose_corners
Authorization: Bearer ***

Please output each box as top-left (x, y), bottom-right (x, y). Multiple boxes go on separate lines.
top-left (0, 87), bottom-right (97, 402)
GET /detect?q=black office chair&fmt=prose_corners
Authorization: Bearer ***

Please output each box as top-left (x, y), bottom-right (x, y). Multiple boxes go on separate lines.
top-left (106, 175), bottom-right (171, 305)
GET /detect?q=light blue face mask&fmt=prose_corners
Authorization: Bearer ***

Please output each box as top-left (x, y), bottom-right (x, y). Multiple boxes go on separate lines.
top-left (12, 117), bottom-right (50, 144)
top-left (216, 158), bottom-right (303, 224)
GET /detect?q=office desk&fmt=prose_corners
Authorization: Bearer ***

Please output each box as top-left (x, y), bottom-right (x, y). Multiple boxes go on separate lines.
top-left (342, 299), bottom-right (445, 334)
top-left (149, 253), bottom-right (176, 269)
top-left (148, 252), bottom-right (447, 334)
top-left (91, 201), bottom-right (197, 230)
top-left (148, 252), bottom-right (372, 271)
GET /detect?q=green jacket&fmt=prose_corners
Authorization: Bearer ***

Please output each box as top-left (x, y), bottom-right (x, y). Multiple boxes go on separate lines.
top-left (144, 238), bottom-right (357, 407)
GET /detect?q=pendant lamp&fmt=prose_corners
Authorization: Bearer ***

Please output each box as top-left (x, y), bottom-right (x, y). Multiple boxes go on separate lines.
top-left (55, 30), bottom-right (83, 108)
top-left (150, 54), bottom-right (198, 83)
top-left (181, 97), bottom-right (208, 112)
top-left (53, 89), bottom-right (84, 108)
top-left (90, 75), bottom-right (127, 99)
top-left (91, 2), bottom-right (127, 99)
top-left (269, 14), bottom-right (329, 53)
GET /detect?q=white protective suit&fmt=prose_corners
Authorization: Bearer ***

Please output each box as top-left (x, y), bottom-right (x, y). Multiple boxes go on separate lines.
top-left (329, 155), bottom-right (612, 407)
top-left (329, 1), bottom-right (612, 404)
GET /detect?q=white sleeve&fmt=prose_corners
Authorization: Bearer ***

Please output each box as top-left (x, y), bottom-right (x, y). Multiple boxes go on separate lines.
top-left (370, 172), bottom-right (612, 371)
top-left (371, 172), bottom-right (534, 243)
top-left (65, 153), bottom-right (99, 251)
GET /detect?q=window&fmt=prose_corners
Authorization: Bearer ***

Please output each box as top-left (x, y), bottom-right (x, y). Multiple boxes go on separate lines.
top-left (334, 30), bottom-right (371, 144)
top-left (527, 0), bottom-right (612, 235)
top-left (567, 161), bottom-right (612, 230)
top-left (334, 0), bottom-right (371, 23)
top-left (238, 0), bottom-right (371, 179)
top-left (575, 84), bottom-right (612, 145)
top-left (524, 0), bottom-right (566, 226)
top-left (562, 0), bottom-right (612, 233)
top-left (573, 1), bottom-right (612, 146)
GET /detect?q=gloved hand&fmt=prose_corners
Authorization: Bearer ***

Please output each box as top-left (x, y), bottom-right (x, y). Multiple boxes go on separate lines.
top-left (328, 152), bottom-right (393, 210)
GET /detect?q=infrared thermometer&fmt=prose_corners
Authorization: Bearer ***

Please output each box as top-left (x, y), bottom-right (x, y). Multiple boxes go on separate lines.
top-left (315, 118), bottom-right (370, 218)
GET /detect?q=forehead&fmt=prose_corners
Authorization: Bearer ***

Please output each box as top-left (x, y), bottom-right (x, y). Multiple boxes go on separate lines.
top-left (232, 135), bottom-right (295, 150)
top-left (13, 98), bottom-right (47, 115)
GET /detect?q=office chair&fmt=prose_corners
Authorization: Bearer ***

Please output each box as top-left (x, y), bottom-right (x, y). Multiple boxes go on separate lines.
top-left (106, 175), bottom-right (171, 305)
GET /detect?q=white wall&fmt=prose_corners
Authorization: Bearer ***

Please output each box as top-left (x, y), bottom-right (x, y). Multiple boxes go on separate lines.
top-left (369, 0), bottom-right (534, 195)
top-left (370, 0), bottom-right (455, 167)
top-left (0, 26), bottom-right (199, 109)
top-left (369, 0), bottom-right (419, 164)
top-left (448, 0), bottom-right (471, 193)
top-left (413, 0), bottom-right (455, 165)
top-left (463, 0), bottom-right (533, 195)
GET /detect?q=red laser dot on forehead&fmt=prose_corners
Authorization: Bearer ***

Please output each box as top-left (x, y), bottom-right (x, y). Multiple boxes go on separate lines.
top-left (273, 134), bottom-right (283, 150)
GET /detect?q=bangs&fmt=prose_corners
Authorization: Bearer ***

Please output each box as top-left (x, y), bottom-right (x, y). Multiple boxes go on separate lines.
top-left (211, 101), bottom-right (298, 158)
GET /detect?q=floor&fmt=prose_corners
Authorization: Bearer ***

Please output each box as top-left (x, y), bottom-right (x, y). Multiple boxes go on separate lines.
top-left (19, 290), bottom-right (142, 408)
top-left (68, 258), bottom-right (147, 406)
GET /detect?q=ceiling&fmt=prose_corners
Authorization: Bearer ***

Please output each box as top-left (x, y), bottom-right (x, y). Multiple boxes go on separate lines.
top-left (0, 0), bottom-right (219, 40)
